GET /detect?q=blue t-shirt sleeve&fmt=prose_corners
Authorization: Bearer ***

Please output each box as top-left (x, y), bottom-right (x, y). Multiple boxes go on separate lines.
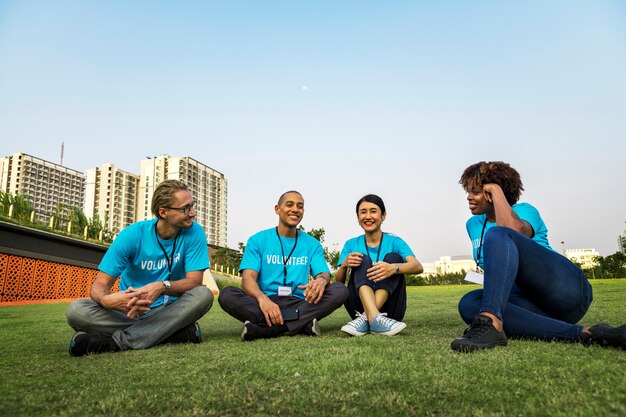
top-left (513, 203), bottom-right (542, 236)
top-left (336, 239), bottom-right (354, 268)
top-left (183, 224), bottom-right (210, 273)
top-left (392, 236), bottom-right (414, 261)
top-left (99, 225), bottom-right (136, 277)
top-left (309, 239), bottom-right (331, 277)
top-left (239, 234), bottom-right (262, 273)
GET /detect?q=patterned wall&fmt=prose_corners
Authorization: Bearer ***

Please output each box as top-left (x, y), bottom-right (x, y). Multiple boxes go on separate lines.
top-left (0, 253), bottom-right (118, 304)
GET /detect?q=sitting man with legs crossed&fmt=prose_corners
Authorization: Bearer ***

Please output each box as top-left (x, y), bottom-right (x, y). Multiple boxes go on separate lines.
top-left (219, 190), bottom-right (348, 341)
top-left (66, 180), bottom-right (214, 356)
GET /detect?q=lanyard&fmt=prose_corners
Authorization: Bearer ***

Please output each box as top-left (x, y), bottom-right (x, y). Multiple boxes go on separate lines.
top-left (155, 221), bottom-right (181, 280)
top-left (275, 227), bottom-right (298, 286)
top-left (475, 217), bottom-right (489, 268)
top-left (364, 233), bottom-right (384, 263)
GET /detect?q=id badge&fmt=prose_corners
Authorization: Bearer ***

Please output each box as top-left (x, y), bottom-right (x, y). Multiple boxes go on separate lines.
top-left (278, 286), bottom-right (292, 296)
top-left (464, 271), bottom-right (484, 285)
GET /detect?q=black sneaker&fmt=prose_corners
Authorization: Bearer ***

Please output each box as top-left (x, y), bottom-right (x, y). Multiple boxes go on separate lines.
top-left (581, 324), bottom-right (626, 350)
top-left (301, 319), bottom-right (321, 337)
top-left (69, 332), bottom-right (121, 357)
top-left (162, 322), bottom-right (202, 345)
top-left (451, 314), bottom-right (508, 352)
top-left (241, 321), bottom-right (262, 342)
top-left (241, 321), bottom-right (288, 341)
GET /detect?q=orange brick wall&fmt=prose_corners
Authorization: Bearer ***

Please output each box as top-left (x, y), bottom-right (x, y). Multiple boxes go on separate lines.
top-left (0, 253), bottom-right (118, 305)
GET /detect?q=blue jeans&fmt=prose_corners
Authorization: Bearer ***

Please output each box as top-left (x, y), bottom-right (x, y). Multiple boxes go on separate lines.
top-left (458, 226), bottom-right (592, 341)
top-left (66, 286), bottom-right (214, 350)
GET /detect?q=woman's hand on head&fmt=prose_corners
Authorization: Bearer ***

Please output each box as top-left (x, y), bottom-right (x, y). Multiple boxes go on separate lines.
top-left (481, 183), bottom-right (502, 204)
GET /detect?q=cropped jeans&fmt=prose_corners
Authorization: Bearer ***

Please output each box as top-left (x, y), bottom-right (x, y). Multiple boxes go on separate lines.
top-left (344, 253), bottom-right (407, 321)
top-left (458, 226), bottom-right (593, 341)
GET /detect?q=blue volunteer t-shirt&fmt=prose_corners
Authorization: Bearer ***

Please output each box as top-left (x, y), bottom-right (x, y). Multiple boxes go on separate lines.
top-left (337, 233), bottom-right (414, 266)
top-left (466, 202), bottom-right (554, 268)
top-left (99, 219), bottom-right (210, 308)
top-left (239, 228), bottom-right (330, 299)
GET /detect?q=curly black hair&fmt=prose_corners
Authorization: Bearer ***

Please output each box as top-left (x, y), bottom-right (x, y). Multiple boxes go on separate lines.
top-left (459, 161), bottom-right (524, 205)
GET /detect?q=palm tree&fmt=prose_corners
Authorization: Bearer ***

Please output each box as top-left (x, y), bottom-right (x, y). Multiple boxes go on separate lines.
top-left (11, 193), bottom-right (34, 222)
top-left (0, 191), bottom-right (33, 222)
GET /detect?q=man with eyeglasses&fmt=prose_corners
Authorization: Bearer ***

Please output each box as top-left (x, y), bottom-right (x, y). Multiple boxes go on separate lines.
top-left (218, 190), bottom-right (348, 341)
top-left (66, 180), bottom-right (213, 356)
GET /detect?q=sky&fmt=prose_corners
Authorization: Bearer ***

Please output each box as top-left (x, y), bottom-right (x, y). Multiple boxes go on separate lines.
top-left (1, 1), bottom-right (625, 263)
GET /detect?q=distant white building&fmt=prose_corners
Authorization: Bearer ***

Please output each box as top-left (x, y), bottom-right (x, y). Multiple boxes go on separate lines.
top-left (565, 248), bottom-right (599, 269)
top-left (618, 226), bottom-right (626, 254)
top-left (0, 152), bottom-right (85, 223)
top-left (84, 164), bottom-right (140, 234)
top-left (137, 155), bottom-right (227, 247)
top-left (421, 255), bottom-right (476, 276)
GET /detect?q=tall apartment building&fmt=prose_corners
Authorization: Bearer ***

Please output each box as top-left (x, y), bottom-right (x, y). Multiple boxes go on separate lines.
top-left (137, 155), bottom-right (227, 247)
top-left (0, 152), bottom-right (85, 223)
top-left (565, 248), bottom-right (600, 269)
top-left (618, 225), bottom-right (626, 254)
top-left (84, 164), bottom-right (140, 234)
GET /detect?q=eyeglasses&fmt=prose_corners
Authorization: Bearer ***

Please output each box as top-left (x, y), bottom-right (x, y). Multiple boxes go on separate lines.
top-left (164, 201), bottom-right (196, 215)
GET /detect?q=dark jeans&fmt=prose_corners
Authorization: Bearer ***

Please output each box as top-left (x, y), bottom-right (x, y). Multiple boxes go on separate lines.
top-left (458, 226), bottom-right (593, 341)
top-left (218, 282), bottom-right (348, 334)
top-left (345, 253), bottom-right (407, 321)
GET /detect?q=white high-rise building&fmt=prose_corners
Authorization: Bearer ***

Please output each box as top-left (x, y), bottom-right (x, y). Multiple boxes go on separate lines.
top-left (0, 152), bottom-right (85, 223)
top-left (137, 155), bottom-right (227, 247)
top-left (85, 164), bottom-right (140, 234)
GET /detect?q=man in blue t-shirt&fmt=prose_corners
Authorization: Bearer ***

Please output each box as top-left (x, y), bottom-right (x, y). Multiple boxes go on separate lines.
top-left (66, 180), bottom-right (214, 356)
top-left (219, 191), bottom-right (348, 341)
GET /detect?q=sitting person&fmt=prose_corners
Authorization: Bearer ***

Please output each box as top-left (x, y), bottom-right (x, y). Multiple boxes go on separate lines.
top-left (451, 161), bottom-right (625, 352)
top-left (336, 194), bottom-right (423, 336)
top-left (66, 180), bottom-right (214, 356)
top-left (218, 191), bottom-right (348, 341)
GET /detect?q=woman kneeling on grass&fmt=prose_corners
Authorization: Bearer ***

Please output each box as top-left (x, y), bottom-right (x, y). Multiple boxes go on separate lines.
top-left (336, 194), bottom-right (423, 336)
top-left (451, 161), bottom-right (626, 352)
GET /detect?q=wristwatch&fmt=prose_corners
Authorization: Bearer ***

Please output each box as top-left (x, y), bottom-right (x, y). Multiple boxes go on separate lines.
top-left (395, 265), bottom-right (400, 274)
top-left (163, 280), bottom-right (171, 294)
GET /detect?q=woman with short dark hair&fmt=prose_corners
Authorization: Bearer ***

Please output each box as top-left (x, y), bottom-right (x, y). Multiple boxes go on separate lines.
top-left (451, 161), bottom-right (625, 352)
top-left (336, 194), bottom-right (423, 336)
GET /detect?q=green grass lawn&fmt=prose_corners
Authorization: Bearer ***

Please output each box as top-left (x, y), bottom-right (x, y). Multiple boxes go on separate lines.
top-left (1, 280), bottom-right (625, 417)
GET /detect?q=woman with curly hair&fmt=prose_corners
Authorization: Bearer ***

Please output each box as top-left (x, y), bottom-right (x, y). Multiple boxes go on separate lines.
top-left (451, 161), bottom-right (625, 352)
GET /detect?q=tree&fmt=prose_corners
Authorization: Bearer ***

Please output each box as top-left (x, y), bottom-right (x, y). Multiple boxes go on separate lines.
top-left (589, 252), bottom-right (626, 278)
top-left (211, 246), bottom-right (243, 273)
top-left (324, 246), bottom-right (341, 270)
top-left (68, 206), bottom-right (89, 235)
top-left (301, 226), bottom-right (340, 270)
top-left (0, 190), bottom-right (10, 217)
top-left (304, 226), bottom-right (326, 243)
top-left (0, 191), bottom-right (34, 222)
top-left (51, 202), bottom-right (65, 229)
top-left (87, 213), bottom-right (105, 239)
